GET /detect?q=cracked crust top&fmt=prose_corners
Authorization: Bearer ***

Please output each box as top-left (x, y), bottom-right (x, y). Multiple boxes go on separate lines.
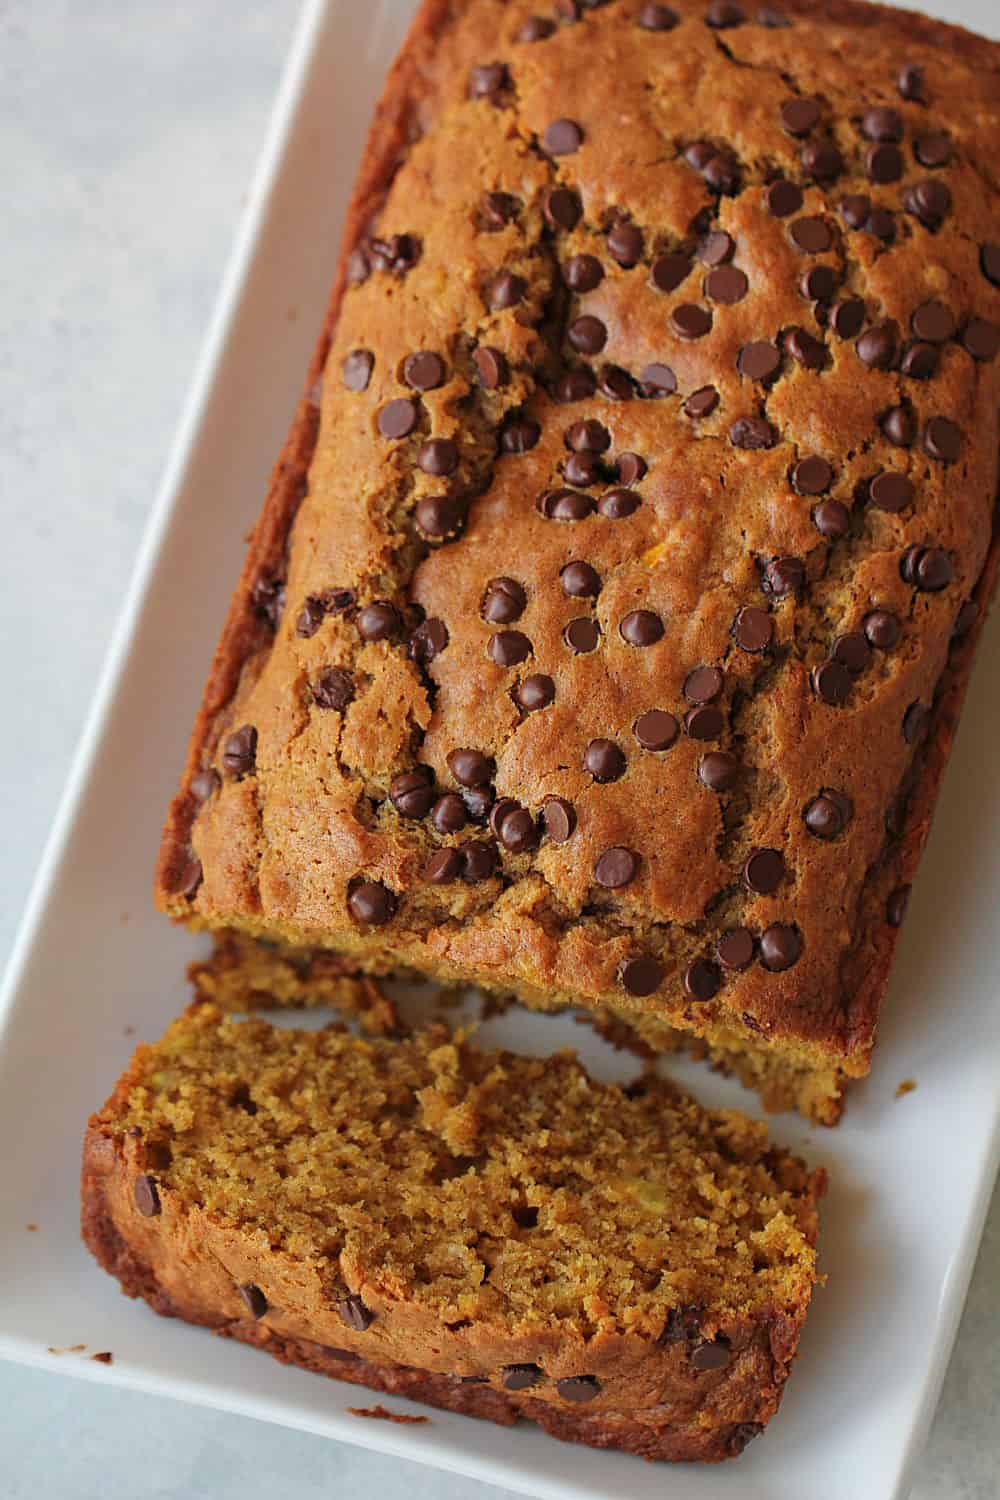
top-left (156, 0), bottom-right (1000, 1085)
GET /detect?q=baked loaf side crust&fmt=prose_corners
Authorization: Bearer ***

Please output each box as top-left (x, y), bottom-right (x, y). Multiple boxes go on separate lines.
top-left (157, 0), bottom-right (1000, 1121)
top-left (82, 1009), bottom-right (822, 1463)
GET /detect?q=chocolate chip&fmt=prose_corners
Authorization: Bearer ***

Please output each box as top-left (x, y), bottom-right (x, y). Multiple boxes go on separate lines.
top-left (924, 416), bottom-right (961, 463)
top-left (489, 798), bottom-right (520, 840)
top-left (568, 315), bottom-right (608, 355)
top-left (914, 132), bottom-right (951, 168)
top-left (699, 751), bottom-right (739, 791)
top-left (562, 254), bottom-right (604, 293)
top-left (461, 840), bottom-right (499, 884)
top-left (671, 304), bottom-right (713, 340)
top-left (804, 790), bottom-right (852, 838)
top-left (489, 271), bottom-right (527, 311)
top-left (608, 221), bottom-right (644, 267)
top-left (312, 667), bottom-right (354, 710)
top-left (634, 710), bottom-right (679, 751)
top-left (190, 769), bottom-right (220, 804)
top-left (762, 556), bottom-right (804, 596)
top-left (561, 561), bottom-right (601, 597)
top-left (342, 349), bottom-right (374, 391)
top-left (767, 179), bottom-right (803, 217)
top-left (542, 796), bottom-right (576, 843)
top-left (567, 419), bottom-right (611, 453)
top-left (618, 955), bottom-right (663, 995)
top-left (650, 253), bottom-right (692, 294)
top-left (598, 364), bottom-right (635, 401)
top-left (812, 659), bottom-right (852, 705)
top-left (743, 847), bottom-right (785, 894)
top-left (867, 142), bottom-right (904, 183)
top-left (869, 471), bottom-right (914, 512)
top-left (418, 438), bottom-right (460, 477)
top-left (638, 1), bottom-right (679, 26)
top-left (785, 327), bottom-right (825, 369)
top-left (831, 631), bottom-right (871, 675)
top-left (621, 609), bottom-right (664, 646)
top-left (638, 363), bottom-right (677, 398)
top-left (705, 2), bottom-right (745, 27)
top-left (368, 233), bottom-right (422, 275)
top-left (432, 793), bottom-right (467, 834)
top-left (497, 806), bottom-right (538, 853)
top-left (553, 368), bottom-right (598, 404)
top-left (404, 351), bottom-right (446, 390)
top-left (887, 885), bottom-right (911, 927)
top-left (595, 846), bottom-right (640, 889)
top-left (792, 457), bottom-right (833, 495)
top-left (812, 500), bottom-right (850, 539)
top-left (490, 630), bottom-right (532, 667)
top-left (684, 958), bottom-right (721, 1002)
top-left (732, 606), bottom-right (773, 652)
top-left (801, 140), bottom-right (843, 180)
top-left (789, 216), bottom-right (832, 253)
top-left (862, 106), bottom-right (902, 142)
top-left (685, 705), bottom-right (725, 740)
top-left (692, 1339), bottom-right (731, 1371)
top-left (378, 397), bottom-right (418, 439)
top-left (903, 702), bottom-right (931, 744)
top-left (780, 97), bottom-right (820, 136)
top-left (897, 64), bottom-right (925, 102)
top-left (962, 318), bottom-right (1000, 362)
top-left (502, 1364), bottom-right (542, 1390)
top-left (698, 231), bottom-right (734, 268)
top-left (704, 151), bottom-right (741, 194)
top-left (423, 849), bottom-right (463, 884)
top-left (338, 1294), bottom-right (374, 1331)
top-left (910, 301), bottom-right (954, 345)
top-left (545, 118), bottom-right (583, 155)
top-left (501, 415), bottom-right (541, 453)
top-left (981, 244), bottom-right (1000, 287)
top-left (462, 786), bottom-right (494, 824)
top-left (222, 725), bottom-right (257, 777)
top-left (830, 298), bottom-right (865, 339)
top-left (480, 191), bottom-right (519, 230)
top-left (900, 341), bottom-right (939, 379)
top-left (880, 405), bottom-right (915, 448)
top-left (469, 347), bottom-right (508, 394)
top-left (564, 617), bottom-right (600, 654)
top-left (518, 15), bottom-right (555, 40)
top-left (469, 62), bottom-right (509, 100)
top-left (238, 1283), bottom-right (269, 1319)
top-left (730, 415), bottom-right (777, 450)
top-left (800, 264), bottom-right (836, 302)
top-left (134, 1175), bottom-right (160, 1217)
top-left (482, 577), bottom-right (526, 624)
top-left (904, 179), bottom-right (951, 230)
top-left (544, 186), bottom-right (582, 230)
top-left (390, 768), bottom-right (436, 819)
top-left (564, 451), bottom-right (601, 486)
top-left (867, 207), bottom-right (896, 243)
top-left (717, 927), bottom-right (754, 969)
top-left (415, 492), bottom-right (464, 542)
top-left (585, 738), bottom-right (626, 781)
top-left (684, 666), bottom-right (724, 703)
top-left (448, 749), bottom-right (493, 787)
top-left (705, 265), bottom-right (748, 304)
top-left (864, 609), bottom-right (900, 649)
top-left (685, 141), bottom-right (716, 173)
top-left (759, 923), bottom-right (801, 970)
top-left (516, 673), bottom-right (555, 711)
top-left (357, 600), bottom-right (401, 641)
top-left (857, 324), bottom-right (897, 369)
top-left (685, 386), bottom-right (719, 419)
top-left (348, 881), bottom-right (395, 926)
top-left (918, 550), bottom-right (953, 593)
top-left (541, 487), bottom-right (595, 520)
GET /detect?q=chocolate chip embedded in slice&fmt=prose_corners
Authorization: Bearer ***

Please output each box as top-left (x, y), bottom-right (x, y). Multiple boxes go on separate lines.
top-left (409, 617), bottom-right (449, 663)
top-left (864, 609), bottom-right (901, 650)
top-left (785, 327), bottom-right (826, 369)
top-left (562, 254), bottom-right (604, 293)
top-left (869, 471), bottom-right (914, 513)
top-left (800, 264), bottom-right (836, 302)
top-left (564, 451), bottom-right (601, 486)
top-left (704, 265), bottom-right (748, 304)
top-left (729, 415), bottom-right (777, 450)
top-left (620, 609), bottom-right (664, 647)
top-left (903, 702), bottom-right (931, 744)
top-left (684, 666), bottom-right (724, 704)
top-left (541, 796), bottom-right (576, 843)
top-left (961, 318), bottom-right (1000, 362)
top-left (501, 415), bottom-right (541, 454)
top-left (615, 455), bottom-right (646, 492)
top-left (497, 807), bottom-right (538, 853)
top-left (584, 738), bottom-right (626, 782)
top-left (866, 143), bottom-right (903, 183)
top-left (691, 1338), bottom-right (731, 1371)
top-left (923, 416), bottom-right (962, 463)
top-left (638, 363), bottom-right (677, 397)
top-left (489, 630), bottom-right (532, 666)
top-left (357, 600), bottom-right (402, 641)
top-left (598, 487), bottom-right (641, 519)
top-left (705, 1), bottom-right (746, 28)
top-left (403, 351), bottom-right (446, 390)
top-left (716, 927), bottom-right (754, 970)
top-left (502, 1364), bottom-right (542, 1391)
top-left (554, 368), bottom-right (598, 404)
top-left (791, 456), bottom-right (833, 495)
top-left (134, 1175), bottom-right (160, 1218)
top-left (880, 405), bottom-right (915, 448)
top-left (418, 438), bottom-right (460, 477)
top-left (788, 215), bottom-right (832, 253)
top-left (915, 549), bottom-right (952, 592)
top-left (390, 768), bottom-right (436, 820)
top-left (564, 618), bottom-right (600, 653)
top-left (905, 179), bottom-right (952, 230)
top-left (431, 793), bottom-right (467, 834)
top-left (222, 725), bottom-right (257, 777)
top-left (911, 301), bottom-right (955, 344)
top-left (607, 221), bottom-right (644, 267)
top-left (738, 341), bottom-right (781, 382)
top-left (556, 1375), bottom-right (601, 1403)
top-left (829, 298), bottom-right (865, 339)
top-left (460, 840), bottom-right (499, 884)
top-left (831, 632), bottom-right (871, 675)
top-left (743, 847), bottom-right (785, 895)
top-left (670, 304), bottom-right (713, 340)
top-left (516, 674), bottom-right (555, 711)
top-left (469, 61), bottom-right (509, 100)
top-left (342, 349), bottom-right (374, 391)
top-left (544, 186), bottom-right (582, 230)
top-left (897, 64), bottom-right (925, 101)
top-left (594, 847), bottom-right (640, 889)
top-left (637, 2), bottom-right (679, 27)
top-left (685, 386), bottom-right (719, 419)
top-left (568, 315), bottom-right (608, 354)
top-left (697, 230), bottom-right (735, 267)
top-left (238, 1283), bottom-right (268, 1320)
top-left (561, 561), bottom-right (601, 598)
top-left (804, 790), bottom-right (852, 839)
top-left (762, 556), bottom-right (804, 597)
top-left (684, 958), bottom-right (721, 1002)
top-left (423, 848), bottom-right (464, 884)
top-left (811, 659), bottom-right (852, 706)
top-left (488, 270), bottom-right (528, 310)
top-left (634, 710), bottom-right (679, 751)
top-left (461, 785), bottom-right (493, 822)
top-left (759, 923), bottom-right (801, 971)
top-left (732, 607), bottom-right (772, 652)
top-left (856, 324), bottom-right (897, 369)
top-left (914, 132), bottom-right (952, 168)
top-left (698, 752), bottom-right (739, 791)
top-left (812, 500), bottom-right (850, 539)
top-left (566, 419), bottom-right (611, 453)
top-left (544, 118), bottom-right (584, 155)
top-left (480, 191), bottom-right (519, 230)
top-left (172, 854), bottom-right (203, 898)
top-left (312, 667), bottom-right (355, 710)
top-left (338, 1294), bottom-right (374, 1332)
top-left (900, 341), bottom-right (939, 379)
top-left (780, 97), bottom-right (820, 136)
top-left (347, 881), bottom-right (396, 927)
top-left (540, 487), bottom-right (596, 520)
top-left (685, 705), bottom-right (725, 740)
top-left (598, 364), bottom-right (635, 401)
top-left (980, 243), bottom-right (1000, 288)
top-left (766, 179), bottom-right (803, 218)
top-left (518, 15), bottom-right (555, 41)
top-left (377, 397), bottom-right (419, 439)
top-left (482, 576), bottom-right (526, 624)
top-left (448, 748), bottom-right (493, 787)
top-left (618, 956), bottom-right (663, 996)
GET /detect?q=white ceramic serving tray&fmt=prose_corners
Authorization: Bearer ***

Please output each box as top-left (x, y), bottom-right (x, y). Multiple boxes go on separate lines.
top-left (2, 1), bottom-right (999, 1496)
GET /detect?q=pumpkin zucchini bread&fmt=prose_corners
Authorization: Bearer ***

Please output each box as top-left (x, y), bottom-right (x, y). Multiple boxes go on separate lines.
top-left (82, 1004), bottom-right (823, 1462)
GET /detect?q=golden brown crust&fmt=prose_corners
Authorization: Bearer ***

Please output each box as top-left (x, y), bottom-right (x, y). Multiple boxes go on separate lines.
top-left (157, 0), bottom-right (1000, 1121)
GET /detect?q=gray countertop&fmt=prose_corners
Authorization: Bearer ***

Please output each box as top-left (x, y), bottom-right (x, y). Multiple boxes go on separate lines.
top-left (1, 5), bottom-right (996, 1496)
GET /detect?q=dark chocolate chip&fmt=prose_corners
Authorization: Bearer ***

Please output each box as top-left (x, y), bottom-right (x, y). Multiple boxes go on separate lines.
top-left (703, 151), bottom-right (741, 194)
top-left (348, 881), bottom-right (395, 927)
top-left (620, 609), bottom-right (664, 646)
top-left (897, 64), bottom-right (925, 102)
top-left (134, 1175), bottom-right (160, 1218)
top-left (904, 179), bottom-right (951, 230)
top-left (804, 790), bottom-right (851, 838)
top-left (222, 725), bottom-right (257, 777)
top-left (357, 601), bottom-right (401, 641)
top-left (705, 265), bottom-right (748, 304)
top-left (544, 186), bottom-right (582, 230)
top-left (490, 629), bottom-right (532, 667)
top-left (698, 231), bottom-right (735, 267)
top-left (914, 132), bottom-right (952, 168)
top-left (844, 198), bottom-right (876, 233)
top-left (501, 415), bottom-right (541, 453)
top-left (759, 923), bottom-right (801, 970)
top-left (717, 927), bottom-right (754, 970)
top-left (705, 2), bottom-right (745, 28)
top-left (541, 487), bottom-right (595, 520)
top-left (801, 140), bottom-right (843, 181)
top-left (856, 324), bottom-right (897, 369)
top-left (432, 793), bottom-right (467, 834)
top-left (473, 346), bottom-right (509, 389)
top-left (561, 560), bottom-right (601, 597)
top-left (733, 606), bottom-right (773, 652)
top-left (684, 665), bottom-right (724, 703)
top-left (480, 191), bottom-right (519, 230)
top-left (564, 617), bottom-right (601, 653)
top-left (497, 806), bottom-right (539, 853)
top-left (766, 179), bottom-right (803, 218)
top-left (863, 609), bottom-right (901, 650)
top-left (780, 97), bottom-right (820, 136)
top-left (415, 492), bottom-right (464, 539)
top-left (544, 118), bottom-right (584, 155)
top-left (692, 1339), bottom-right (731, 1371)
top-left (634, 710), bottom-right (679, 751)
top-left (518, 15), bottom-right (556, 41)
top-left (911, 301), bottom-right (955, 344)
top-left (238, 1283), bottom-right (268, 1319)
top-left (638, 2), bottom-right (679, 27)
top-left (553, 368), bottom-right (598, 403)
top-left (595, 846), bottom-right (640, 889)
top-left (923, 416), bottom-right (961, 463)
top-left (403, 351), bottom-right (446, 390)
top-left (685, 386), bottom-right (719, 419)
top-left (789, 216), bottom-right (832, 253)
top-left (792, 457), bottom-right (833, 495)
top-left (831, 631), bottom-right (871, 675)
top-left (489, 271), bottom-right (527, 310)
top-left (866, 143), bottom-right (903, 183)
top-left (743, 847), bottom-right (785, 895)
top-left (650, 253), bottom-right (692, 294)
top-left (608, 221), bottom-right (645, 267)
top-left (516, 673), bottom-right (555, 711)
top-left (460, 840), bottom-right (499, 884)
top-left (670, 304), bottom-right (713, 340)
top-left (887, 885), bottom-right (911, 927)
top-left (568, 315), bottom-right (608, 354)
top-left (880, 405), bottom-right (915, 448)
top-left (785, 327), bottom-right (826, 369)
top-left (562, 254), bottom-right (604, 293)
top-left (338, 1294), bottom-right (374, 1332)
top-left (618, 956), bottom-right (663, 995)
top-left (448, 749), bottom-right (493, 787)
top-left (390, 768), bottom-right (436, 819)
top-left (469, 62), bottom-right (509, 100)
top-left (598, 364), bottom-right (635, 401)
top-left (638, 363), bottom-right (677, 397)
top-left (900, 341), bottom-right (939, 379)
top-left (685, 705), bottom-right (725, 740)
top-left (699, 752), bottom-right (739, 791)
top-left (980, 244), bottom-right (1000, 288)
top-left (830, 298), bottom-right (865, 339)
top-left (684, 958), bottom-right (721, 1002)
top-left (763, 556), bottom-right (804, 596)
top-left (812, 660), bottom-right (852, 705)
top-left (800, 264), bottom-right (836, 302)
top-left (564, 451), bottom-right (601, 486)
top-left (869, 471), bottom-right (914, 513)
top-left (962, 318), bottom-right (1000, 362)
top-left (342, 349), bottom-right (374, 391)
top-left (862, 106), bottom-right (902, 142)
top-left (424, 849), bottom-right (464, 884)
top-left (556, 1375), bottom-right (601, 1403)
top-left (418, 438), bottom-right (459, 477)
top-left (377, 397), bottom-right (418, 439)
top-left (482, 577), bottom-right (526, 624)
top-left (812, 499), bottom-right (850, 539)
top-left (312, 667), bottom-right (355, 710)
top-left (502, 1364), bottom-right (542, 1391)
top-left (542, 797), bottom-right (576, 843)
top-left (729, 415), bottom-right (777, 450)
top-left (585, 738), bottom-right (626, 782)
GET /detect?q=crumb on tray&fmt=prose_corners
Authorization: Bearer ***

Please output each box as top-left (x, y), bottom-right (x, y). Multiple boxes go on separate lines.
top-left (347, 1404), bottom-right (429, 1425)
top-left (895, 1079), bottom-right (917, 1098)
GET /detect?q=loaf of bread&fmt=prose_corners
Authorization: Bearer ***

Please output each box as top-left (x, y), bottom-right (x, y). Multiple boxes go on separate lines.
top-left (82, 1004), bottom-right (822, 1461)
top-left (156, 0), bottom-right (1000, 1123)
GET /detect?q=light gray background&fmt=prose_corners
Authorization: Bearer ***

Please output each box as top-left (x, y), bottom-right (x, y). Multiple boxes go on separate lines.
top-left (0, 4), bottom-right (996, 1496)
